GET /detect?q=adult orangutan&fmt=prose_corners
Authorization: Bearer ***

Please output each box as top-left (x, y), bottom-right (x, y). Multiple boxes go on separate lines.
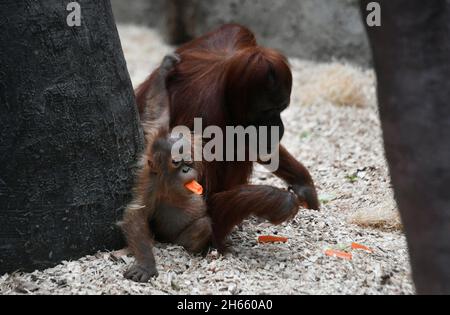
top-left (136, 24), bottom-right (319, 251)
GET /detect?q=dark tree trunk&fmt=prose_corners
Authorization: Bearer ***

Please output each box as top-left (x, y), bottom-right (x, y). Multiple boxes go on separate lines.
top-left (362, 0), bottom-right (450, 294)
top-left (0, 0), bottom-right (144, 274)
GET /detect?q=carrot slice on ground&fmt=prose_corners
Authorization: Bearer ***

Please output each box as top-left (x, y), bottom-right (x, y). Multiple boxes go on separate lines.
top-left (185, 180), bottom-right (204, 195)
top-left (351, 242), bottom-right (374, 253)
top-left (258, 235), bottom-right (289, 244)
top-left (325, 249), bottom-right (353, 261)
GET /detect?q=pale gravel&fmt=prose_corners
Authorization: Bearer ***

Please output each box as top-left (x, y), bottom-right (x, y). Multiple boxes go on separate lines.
top-left (0, 24), bottom-right (414, 295)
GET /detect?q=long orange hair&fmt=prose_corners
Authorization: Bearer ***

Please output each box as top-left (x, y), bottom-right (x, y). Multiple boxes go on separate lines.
top-left (136, 24), bottom-right (293, 194)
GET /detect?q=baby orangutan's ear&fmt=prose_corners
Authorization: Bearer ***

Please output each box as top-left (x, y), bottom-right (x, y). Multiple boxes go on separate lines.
top-left (148, 160), bottom-right (157, 174)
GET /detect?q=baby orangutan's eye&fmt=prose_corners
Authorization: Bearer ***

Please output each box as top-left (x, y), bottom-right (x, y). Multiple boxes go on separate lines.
top-left (172, 160), bottom-right (182, 167)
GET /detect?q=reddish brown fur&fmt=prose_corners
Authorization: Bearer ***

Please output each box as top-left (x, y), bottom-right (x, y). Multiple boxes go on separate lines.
top-left (136, 24), bottom-right (319, 251)
top-left (120, 131), bottom-right (211, 282)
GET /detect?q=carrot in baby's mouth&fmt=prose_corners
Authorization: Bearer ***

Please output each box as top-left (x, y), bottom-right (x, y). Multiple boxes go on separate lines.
top-left (185, 180), bottom-right (204, 195)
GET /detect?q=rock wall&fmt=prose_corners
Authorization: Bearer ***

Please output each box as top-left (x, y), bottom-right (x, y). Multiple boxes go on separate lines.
top-left (111, 0), bottom-right (165, 27)
top-left (112, 0), bottom-right (371, 66)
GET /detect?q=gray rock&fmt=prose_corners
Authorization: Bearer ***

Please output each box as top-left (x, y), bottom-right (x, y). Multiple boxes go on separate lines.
top-left (111, 0), bottom-right (371, 66)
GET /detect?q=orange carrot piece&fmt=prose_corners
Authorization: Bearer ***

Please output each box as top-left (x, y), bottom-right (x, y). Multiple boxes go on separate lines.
top-left (185, 180), bottom-right (204, 195)
top-left (325, 249), bottom-right (353, 261)
top-left (258, 235), bottom-right (289, 244)
top-left (351, 242), bottom-right (374, 253)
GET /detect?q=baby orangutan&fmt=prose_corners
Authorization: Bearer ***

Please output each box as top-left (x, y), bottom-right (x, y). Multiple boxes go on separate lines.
top-left (119, 54), bottom-right (212, 283)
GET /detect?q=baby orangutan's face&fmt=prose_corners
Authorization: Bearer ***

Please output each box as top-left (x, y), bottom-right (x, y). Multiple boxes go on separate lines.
top-left (149, 135), bottom-right (199, 192)
top-left (169, 157), bottom-right (198, 186)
